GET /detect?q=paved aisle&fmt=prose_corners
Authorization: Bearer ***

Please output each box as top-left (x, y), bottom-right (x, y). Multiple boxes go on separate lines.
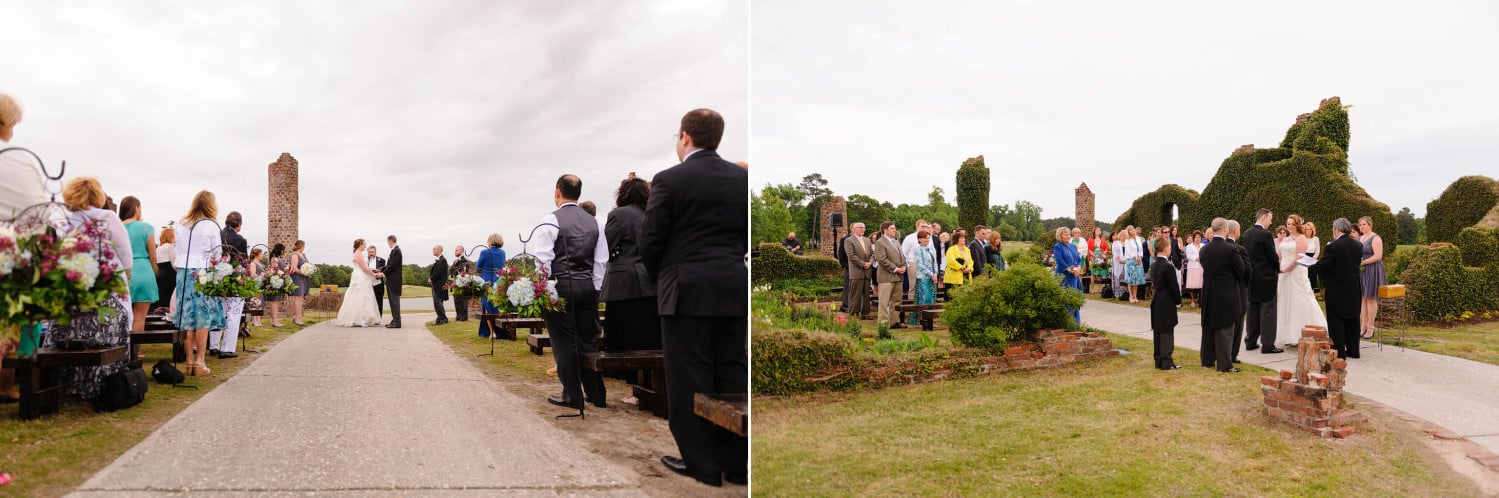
top-left (1082, 299), bottom-right (1499, 455)
top-left (72, 316), bottom-right (641, 496)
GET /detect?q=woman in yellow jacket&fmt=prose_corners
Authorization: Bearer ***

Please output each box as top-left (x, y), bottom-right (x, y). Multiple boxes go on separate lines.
top-left (944, 229), bottom-right (974, 289)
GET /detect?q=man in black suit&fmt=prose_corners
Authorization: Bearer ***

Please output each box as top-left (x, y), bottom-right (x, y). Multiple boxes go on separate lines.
top-left (1226, 220), bottom-right (1251, 362)
top-left (836, 229), bottom-right (853, 312)
top-left (641, 108), bottom-right (747, 487)
top-left (967, 225), bottom-right (988, 277)
top-left (537, 174), bottom-right (609, 416)
top-left (1242, 208), bottom-right (1282, 354)
top-left (429, 245), bottom-right (449, 325)
top-left (1313, 218), bottom-right (1363, 359)
top-left (214, 211), bottom-right (249, 358)
top-left (368, 246), bottom-right (386, 317)
top-left (1199, 217), bottom-right (1247, 372)
top-left (450, 246), bottom-right (474, 321)
top-left (383, 235), bottom-right (403, 328)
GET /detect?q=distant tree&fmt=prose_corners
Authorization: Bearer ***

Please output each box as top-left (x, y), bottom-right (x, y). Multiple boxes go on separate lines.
top-left (1396, 207), bottom-right (1420, 245)
top-left (995, 223), bottom-right (1018, 240)
top-left (988, 204), bottom-right (1011, 229)
top-left (1004, 200), bottom-right (1045, 241)
top-left (845, 194), bottom-right (888, 227)
top-left (763, 183), bottom-right (805, 210)
top-left (1042, 217), bottom-right (1077, 233)
top-left (752, 188), bottom-right (797, 244)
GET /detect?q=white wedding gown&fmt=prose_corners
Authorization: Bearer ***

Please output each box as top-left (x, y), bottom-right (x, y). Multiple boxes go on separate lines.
top-left (1276, 238), bottom-right (1327, 344)
top-left (334, 250), bottom-right (383, 327)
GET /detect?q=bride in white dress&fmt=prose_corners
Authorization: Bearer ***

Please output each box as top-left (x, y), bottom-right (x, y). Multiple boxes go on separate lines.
top-left (335, 238), bottom-right (384, 327)
top-left (1276, 217), bottom-right (1327, 346)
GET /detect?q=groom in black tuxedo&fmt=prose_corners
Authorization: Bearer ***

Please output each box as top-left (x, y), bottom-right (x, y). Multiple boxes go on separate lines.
top-left (1313, 218), bottom-right (1363, 359)
top-left (1242, 208), bottom-right (1282, 354)
top-left (384, 235), bottom-right (403, 328)
top-left (368, 246), bottom-right (386, 317)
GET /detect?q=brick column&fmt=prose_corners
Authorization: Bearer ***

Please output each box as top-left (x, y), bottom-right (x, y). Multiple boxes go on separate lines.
top-left (819, 196), bottom-right (848, 258)
top-left (1075, 183), bottom-right (1095, 235)
top-left (268, 153), bottom-right (299, 249)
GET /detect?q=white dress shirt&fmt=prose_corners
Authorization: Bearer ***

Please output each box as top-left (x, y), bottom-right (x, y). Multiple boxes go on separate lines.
top-left (0, 140), bottom-right (50, 218)
top-left (531, 202), bottom-right (609, 291)
top-left (901, 232), bottom-right (919, 267)
top-left (173, 218), bottom-right (224, 269)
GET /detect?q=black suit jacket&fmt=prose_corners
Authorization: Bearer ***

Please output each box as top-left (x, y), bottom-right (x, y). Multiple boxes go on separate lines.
top-left (450, 255), bottom-right (474, 277)
top-left (1200, 237), bottom-right (1248, 329)
top-left (836, 233), bottom-right (852, 269)
top-left (370, 256), bottom-right (386, 293)
top-left (1312, 234), bottom-right (1362, 318)
top-left (1150, 256), bottom-right (1181, 329)
top-left (221, 227), bottom-right (247, 259)
top-left (383, 245), bottom-right (402, 296)
top-left (967, 239), bottom-right (986, 276)
top-left (641, 149), bottom-right (748, 317)
top-left (430, 255), bottom-right (449, 300)
top-left (601, 204), bottom-right (655, 302)
top-left (1241, 224), bottom-right (1279, 302)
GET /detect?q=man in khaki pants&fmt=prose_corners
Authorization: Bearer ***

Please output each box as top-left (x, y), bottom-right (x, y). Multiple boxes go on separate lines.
top-left (873, 221), bottom-right (908, 329)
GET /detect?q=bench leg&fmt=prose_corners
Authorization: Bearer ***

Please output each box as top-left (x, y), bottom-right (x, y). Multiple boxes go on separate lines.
top-left (650, 368), bottom-right (669, 419)
top-left (16, 364), bottom-right (40, 420)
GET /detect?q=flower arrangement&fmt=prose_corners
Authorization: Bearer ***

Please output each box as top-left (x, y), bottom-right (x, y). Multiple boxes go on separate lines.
top-left (447, 273), bottom-right (486, 297)
top-left (482, 257), bottom-right (564, 318)
top-left (195, 255), bottom-right (262, 299)
top-left (1090, 250), bottom-right (1113, 276)
top-left (299, 262), bottom-right (315, 276)
top-left (260, 267), bottom-right (298, 296)
top-left (0, 218), bottom-right (130, 335)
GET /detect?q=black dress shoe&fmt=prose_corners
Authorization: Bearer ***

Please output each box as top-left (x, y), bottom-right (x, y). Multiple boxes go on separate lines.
top-left (1263, 348), bottom-right (1285, 354)
top-left (386, 323), bottom-right (401, 328)
top-left (661, 456), bottom-right (721, 487)
top-left (1166, 365), bottom-right (1182, 370)
top-left (1220, 368), bottom-right (1242, 373)
top-left (209, 349), bottom-right (221, 357)
top-left (549, 395), bottom-right (585, 418)
top-left (1245, 343), bottom-right (1259, 351)
top-left (217, 351), bottom-right (238, 359)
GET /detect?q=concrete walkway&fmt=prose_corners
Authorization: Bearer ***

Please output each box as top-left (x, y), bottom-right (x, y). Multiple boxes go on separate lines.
top-left (1083, 299), bottom-right (1499, 455)
top-left (71, 315), bottom-right (641, 496)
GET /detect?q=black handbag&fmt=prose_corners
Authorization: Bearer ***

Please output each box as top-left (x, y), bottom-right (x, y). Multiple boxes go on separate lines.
top-left (93, 367), bottom-right (148, 412)
top-left (151, 360), bottom-right (185, 385)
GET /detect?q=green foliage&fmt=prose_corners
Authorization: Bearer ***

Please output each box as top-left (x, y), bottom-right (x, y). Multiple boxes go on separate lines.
top-left (1112, 184), bottom-right (1200, 233)
top-left (1399, 245), bottom-right (1498, 321)
top-left (1180, 98), bottom-right (1395, 257)
top-left (994, 223), bottom-right (1018, 241)
top-left (956, 156), bottom-right (991, 232)
top-left (752, 328), bottom-right (861, 395)
top-left (752, 243), bottom-right (841, 283)
top-left (1425, 176), bottom-right (1499, 243)
top-left (869, 333), bottom-right (937, 355)
top-left (845, 194), bottom-right (888, 227)
top-left (1396, 207), bottom-right (1420, 245)
top-left (1386, 246), bottom-right (1417, 285)
top-left (767, 277), bottom-right (844, 299)
top-left (752, 188), bottom-right (798, 244)
top-left (1004, 200), bottom-right (1046, 241)
top-left (1455, 227), bottom-right (1499, 267)
top-left (310, 264), bottom-right (352, 287)
top-left (941, 262), bottom-right (1083, 351)
top-left (1042, 217), bottom-right (1077, 233)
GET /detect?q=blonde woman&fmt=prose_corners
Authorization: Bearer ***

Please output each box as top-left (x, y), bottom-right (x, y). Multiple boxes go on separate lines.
top-left (288, 240), bottom-right (311, 326)
top-left (174, 190), bottom-right (226, 376)
top-left (943, 229), bottom-right (973, 289)
top-left (43, 177), bottom-right (134, 399)
top-left (1124, 226), bottom-right (1146, 302)
top-left (154, 225), bottom-right (177, 311)
top-left (1358, 217), bottom-right (1386, 339)
top-left (0, 92), bottom-right (48, 218)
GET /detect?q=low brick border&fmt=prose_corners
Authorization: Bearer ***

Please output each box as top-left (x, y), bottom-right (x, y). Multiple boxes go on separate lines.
top-left (1260, 325), bottom-right (1367, 438)
top-left (867, 329), bottom-right (1119, 386)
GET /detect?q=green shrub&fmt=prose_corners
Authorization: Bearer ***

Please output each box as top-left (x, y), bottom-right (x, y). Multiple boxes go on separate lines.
top-left (752, 328), bottom-right (861, 395)
top-left (1454, 226), bottom-right (1499, 267)
top-left (1112, 184), bottom-right (1200, 232)
top-left (1399, 245), bottom-right (1497, 321)
top-left (767, 277), bottom-right (843, 298)
top-left (752, 243), bottom-right (842, 283)
top-left (1424, 176), bottom-right (1498, 243)
top-left (868, 333), bottom-right (937, 355)
top-left (1386, 246), bottom-right (1417, 285)
top-left (956, 156), bottom-right (991, 232)
top-left (941, 262), bottom-right (1083, 351)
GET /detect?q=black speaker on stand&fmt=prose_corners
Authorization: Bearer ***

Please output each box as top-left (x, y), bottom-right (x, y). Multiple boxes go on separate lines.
top-left (829, 212), bottom-right (843, 228)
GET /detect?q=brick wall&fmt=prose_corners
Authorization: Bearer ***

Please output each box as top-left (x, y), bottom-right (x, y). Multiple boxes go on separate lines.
top-left (820, 196), bottom-right (848, 258)
top-left (1075, 183), bottom-right (1095, 235)
top-left (1260, 325), bottom-right (1366, 438)
top-left (268, 153), bottom-right (299, 249)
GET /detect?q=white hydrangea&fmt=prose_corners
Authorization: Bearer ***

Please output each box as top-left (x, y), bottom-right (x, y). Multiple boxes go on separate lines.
top-left (58, 253), bottom-right (100, 288)
top-left (214, 262), bottom-right (233, 275)
top-left (269, 275), bottom-right (284, 289)
top-left (545, 280), bottom-right (558, 301)
top-left (0, 251), bottom-right (17, 276)
top-left (507, 277), bottom-right (535, 306)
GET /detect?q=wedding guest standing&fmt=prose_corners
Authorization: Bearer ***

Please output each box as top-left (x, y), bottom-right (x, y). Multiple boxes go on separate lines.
top-left (1124, 226), bottom-right (1146, 302)
top-left (1112, 231), bottom-right (1127, 298)
top-left (1357, 216), bottom-right (1386, 339)
top-left (1184, 231), bottom-right (1204, 307)
top-left (641, 109), bottom-right (747, 486)
top-left (0, 92), bottom-right (47, 218)
top-left (264, 244), bottom-right (287, 327)
top-left (874, 222), bottom-right (908, 329)
top-left (119, 196), bottom-right (159, 334)
top-left (534, 175), bottom-right (608, 416)
top-left (1069, 227), bottom-right (1088, 276)
top-left (451, 246), bottom-right (475, 321)
top-left (429, 245), bottom-right (449, 325)
top-left (174, 190), bottom-right (225, 376)
top-left (1227, 220), bottom-right (1252, 362)
top-left (1200, 218), bottom-right (1245, 373)
top-left (1053, 227), bottom-right (1083, 324)
top-left (289, 240), bottom-right (311, 326)
top-left (475, 234), bottom-right (507, 338)
top-left (212, 211), bottom-right (248, 358)
top-left (909, 230), bottom-right (938, 327)
top-left (1313, 218), bottom-right (1364, 359)
top-left (247, 248), bottom-right (265, 327)
top-left (967, 225), bottom-right (989, 278)
top-left (1304, 222), bottom-right (1322, 293)
top-left (842, 222), bottom-right (873, 320)
top-left (944, 229), bottom-right (973, 290)
top-left (602, 175), bottom-right (660, 354)
top-left (1150, 238), bottom-right (1182, 370)
top-left (46, 177), bottom-right (133, 397)
top-left (368, 246), bottom-right (385, 317)
top-left (986, 230), bottom-right (1006, 271)
top-left (154, 225), bottom-right (177, 312)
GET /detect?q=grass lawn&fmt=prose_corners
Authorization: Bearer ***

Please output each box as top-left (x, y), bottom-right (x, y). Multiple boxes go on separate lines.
top-left (753, 333), bottom-right (1478, 497)
top-left (423, 318), bottom-right (552, 381)
top-left (400, 285), bottom-right (433, 298)
top-left (0, 318), bottom-right (322, 498)
top-left (1369, 319), bottom-right (1499, 367)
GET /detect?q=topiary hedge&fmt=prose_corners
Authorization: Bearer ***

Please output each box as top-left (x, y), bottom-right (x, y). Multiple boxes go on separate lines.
top-left (1425, 176), bottom-right (1499, 243)
top-left (1398, 244), bottom-right (1498, 321)
top-left (751, 328), bottom-right (862, 395)
top-left (1112, 184), bottom-right (1200, 231)
top-left (956, 155), bottom-right (991, 232)
top-left (1180, 97), bottom-right (1395, 257)
top-left (1455, 227), bottom-right (1499, 267)
top-left (941, 261), bottom-right (1083, 351)
top-left (752, 243), bottom-right (842, 283)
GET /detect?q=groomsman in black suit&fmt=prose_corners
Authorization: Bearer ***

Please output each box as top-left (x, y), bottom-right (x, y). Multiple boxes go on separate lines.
top-left (368, 246), bottom-right (386, 317)
top-left (1313, 218), bottom-right (1364, 359)
top-left (1242, 209), bottom-right (1282, 354)
top-left (537, 174), bottom-right (610, 416)
top-left (836, 229), bottom-right (852, 312)
top-left (450, 246), bottom-right (474, 321)
top-left (1226, 220), bottom-right (1251, 362)
top-left (384, 235), bottom-right (403, 328)
top-left (1200, 217), bottom-right (1247, 372)
top-left (429, 245), bottom-right (449, 325)
top-left (642, 108), bottom-right (747, 487)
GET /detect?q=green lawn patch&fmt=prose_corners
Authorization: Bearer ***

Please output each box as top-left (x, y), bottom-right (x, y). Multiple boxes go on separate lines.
top-left (1368, 318), bottom-right (1499, 367)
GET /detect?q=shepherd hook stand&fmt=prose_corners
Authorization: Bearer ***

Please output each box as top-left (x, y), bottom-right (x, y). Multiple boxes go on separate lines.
top-left (474, 223), bottom-right (557, 358)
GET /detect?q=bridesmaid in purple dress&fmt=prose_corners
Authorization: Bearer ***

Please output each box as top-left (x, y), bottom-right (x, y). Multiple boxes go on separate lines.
top-left (1356, 217), bottom-right (1385, 339)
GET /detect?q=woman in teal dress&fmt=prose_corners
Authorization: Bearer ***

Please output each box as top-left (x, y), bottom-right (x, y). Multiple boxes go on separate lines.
top-left (908, 230), bottom-right (938, 326)
top-left (119, 196), bottom-right (159, 333)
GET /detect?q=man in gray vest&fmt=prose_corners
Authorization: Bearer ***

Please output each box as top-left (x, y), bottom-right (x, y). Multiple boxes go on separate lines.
top-left (534, 174), bottom-right (610, 417)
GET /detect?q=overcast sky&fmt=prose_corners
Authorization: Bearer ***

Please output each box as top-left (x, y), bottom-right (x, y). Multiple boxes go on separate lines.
top-left (2, 0), bottom-right (746, 267)
top-left (752, 0), bottom-right (1498, 225)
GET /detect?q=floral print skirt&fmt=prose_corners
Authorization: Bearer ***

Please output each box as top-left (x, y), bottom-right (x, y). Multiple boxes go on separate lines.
top-left (174, 267), bottom-right (226, 331)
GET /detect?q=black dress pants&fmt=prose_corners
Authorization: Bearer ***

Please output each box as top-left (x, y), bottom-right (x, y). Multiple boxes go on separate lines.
top-left (603, 296), bottom-right (661, 352)
top-left (1152, 327), bottom-right (1175, 369)
top-left (544, 279), bottom-right (605, 405)
top-left (454, 295), bottom-right (469, 321)
top-left (432, 290), bottom-right (447, 322)
top-left (1246, 297), bottom-right (1277, 351)
top-left (1328, 310), bottom-right (1361, 358)
top-left (374, 285), bottom-right (385, 316)
top-left (662, 314), bottom-right (748, 483)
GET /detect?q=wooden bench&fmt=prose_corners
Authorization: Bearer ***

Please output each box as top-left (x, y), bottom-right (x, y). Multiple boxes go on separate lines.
top-left (128, 330), bottom-right (186, 366)
top-left (694, 393), bottom-right (747, 437)
top-left (897, 303), bottom-right (943, 325)
top-left (527, 334), bottom-right (551, 355)
top-left (3, 346), bottom-right (131, 420)
top-left (919, 309), bottom-right (943, 331)
top-left (580, 350), bottom-right (667, 419)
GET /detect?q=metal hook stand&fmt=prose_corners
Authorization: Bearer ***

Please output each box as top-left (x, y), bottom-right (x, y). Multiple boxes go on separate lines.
top-left (0, 147), bottom-right (66, 202)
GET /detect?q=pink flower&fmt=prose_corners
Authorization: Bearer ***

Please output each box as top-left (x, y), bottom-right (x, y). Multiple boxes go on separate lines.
top-left (66, 269), bottom-right (82, 282)
top-left (835, 314), bottom-right (848, 326)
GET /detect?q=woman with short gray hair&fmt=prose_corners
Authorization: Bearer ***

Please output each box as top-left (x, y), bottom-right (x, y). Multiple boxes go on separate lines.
top-left (0, 93), bottom-right (48, 218)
